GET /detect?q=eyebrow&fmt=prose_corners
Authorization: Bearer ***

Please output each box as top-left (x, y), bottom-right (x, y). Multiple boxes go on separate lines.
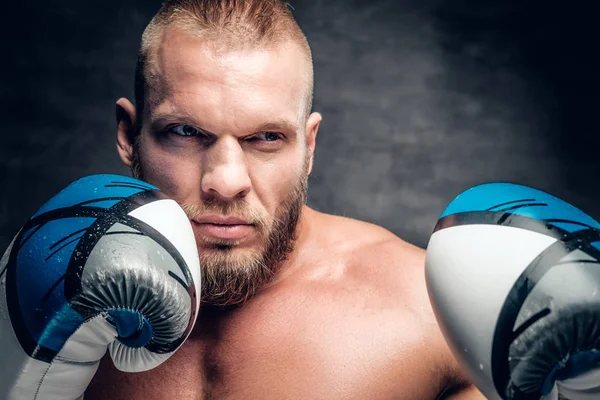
top-left (254, 119), bottom-right (300, 134)
top-left (150, 112), bottom-right (300, 135)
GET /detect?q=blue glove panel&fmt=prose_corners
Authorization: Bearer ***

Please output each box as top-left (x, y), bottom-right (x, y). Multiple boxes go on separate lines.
top-left (439, 183), bottom-right (600, 235)
top-left (2, 174), bottom-right (160, 362)
top-left (32, 175), bottom-right (157, 218)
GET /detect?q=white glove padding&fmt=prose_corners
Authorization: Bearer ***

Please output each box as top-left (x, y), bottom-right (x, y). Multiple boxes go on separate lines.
top-left (0, 174), bottom-right (201, 400)
top-left (426, 183), bottom-right (600, 400)
top-left (543, 367), bottom-right (600, 400)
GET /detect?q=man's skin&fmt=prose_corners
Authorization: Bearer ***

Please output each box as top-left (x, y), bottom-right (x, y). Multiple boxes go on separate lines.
top-left (86, 27), bottom-right (485, 399)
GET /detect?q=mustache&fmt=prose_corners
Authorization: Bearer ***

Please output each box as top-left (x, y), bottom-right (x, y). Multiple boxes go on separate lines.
top-left (180, 199), bottom-right (269, 232)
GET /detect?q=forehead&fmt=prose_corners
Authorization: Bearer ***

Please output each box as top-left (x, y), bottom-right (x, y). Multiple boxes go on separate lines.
top-left (146, 27), bottom-right (309, 129)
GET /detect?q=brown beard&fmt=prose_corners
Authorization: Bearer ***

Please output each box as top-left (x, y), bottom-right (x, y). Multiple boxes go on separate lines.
top-left (131, 141), bottom-right (309, 309)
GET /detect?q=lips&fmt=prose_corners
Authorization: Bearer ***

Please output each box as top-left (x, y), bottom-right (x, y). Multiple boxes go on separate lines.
top-left (192, 215), bottom-right (254, 240)
top-left (194, 215), bottom-right (251, 225)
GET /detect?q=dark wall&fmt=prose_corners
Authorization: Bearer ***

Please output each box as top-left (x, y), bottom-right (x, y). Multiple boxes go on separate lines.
top-left (2, 0), bottom-right (599, 251)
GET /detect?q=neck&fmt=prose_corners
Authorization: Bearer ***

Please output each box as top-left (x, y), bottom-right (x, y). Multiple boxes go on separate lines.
top-left (264, 205), bottom-right (314, 288)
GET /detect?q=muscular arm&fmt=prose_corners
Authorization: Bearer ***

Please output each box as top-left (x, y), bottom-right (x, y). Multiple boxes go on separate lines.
top-left (433, 346), bottom-right (486, 400)
top-left (443, 384), bottom-right (486, 400)
top-left (370, 236), bottom-right (486, 400)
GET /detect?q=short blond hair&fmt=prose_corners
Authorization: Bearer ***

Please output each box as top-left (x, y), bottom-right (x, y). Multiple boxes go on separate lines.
top-left (134, 0), bottom-right (314, 127)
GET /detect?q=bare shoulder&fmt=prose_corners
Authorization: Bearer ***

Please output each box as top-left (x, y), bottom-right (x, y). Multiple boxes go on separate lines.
top-left (310, 210), bottom-right (483, 398)
top-left (312, 210), bottom-right (427, 300)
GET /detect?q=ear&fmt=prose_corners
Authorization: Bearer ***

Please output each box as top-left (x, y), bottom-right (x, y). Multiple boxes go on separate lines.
top-left (116, 98), bottom-right (138, 167)
top-left (305, 112), bottom-right (322, 175)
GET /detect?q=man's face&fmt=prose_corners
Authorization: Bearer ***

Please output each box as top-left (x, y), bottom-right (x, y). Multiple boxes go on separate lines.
top-left (121, 28), bottom-right (320, 307)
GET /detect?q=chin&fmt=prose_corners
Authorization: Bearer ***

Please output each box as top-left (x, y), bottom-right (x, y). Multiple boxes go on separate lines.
top-left (199, 241), bottom-right (264, 269)
top-left (198, 242), bottom-right (269, 308)
top-left (194, 234), bottom-right (259, 251)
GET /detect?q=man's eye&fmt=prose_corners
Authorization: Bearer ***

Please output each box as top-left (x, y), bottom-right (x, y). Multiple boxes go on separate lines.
top-left (252, 132), bottom-right (282, 142)
top-left (171, 125), bottom-right (200, 136)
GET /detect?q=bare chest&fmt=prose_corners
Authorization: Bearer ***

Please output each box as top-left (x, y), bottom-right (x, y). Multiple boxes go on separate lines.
top-left (89, 289), bottom-right (441, 400)
top-left (196, 296), bottom-right (438, 399)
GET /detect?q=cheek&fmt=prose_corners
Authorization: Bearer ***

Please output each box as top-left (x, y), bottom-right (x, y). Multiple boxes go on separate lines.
top-left (138, 134), bottom-right (201, 203)
top-left (248, 145), bottom-right (306, 213)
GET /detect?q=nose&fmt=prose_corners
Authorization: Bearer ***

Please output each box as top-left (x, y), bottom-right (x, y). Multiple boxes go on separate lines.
top-left (200, 137), bottom-right (251, 200)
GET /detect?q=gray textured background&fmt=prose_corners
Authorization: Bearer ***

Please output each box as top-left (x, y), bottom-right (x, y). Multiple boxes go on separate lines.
top-left (1, 0), bottom-right (599, 250)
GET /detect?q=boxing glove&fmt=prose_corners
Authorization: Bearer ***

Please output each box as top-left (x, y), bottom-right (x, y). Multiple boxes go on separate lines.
top-left (425, 183), bottom-right (600, 400)
top-left (0, 174), bottom-right (201, 399)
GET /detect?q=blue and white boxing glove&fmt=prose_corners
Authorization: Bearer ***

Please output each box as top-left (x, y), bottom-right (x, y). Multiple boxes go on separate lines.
top-left (426, 183), bottom-right (600, 400)
top-left (0, 174), bottom-right (201, 399)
